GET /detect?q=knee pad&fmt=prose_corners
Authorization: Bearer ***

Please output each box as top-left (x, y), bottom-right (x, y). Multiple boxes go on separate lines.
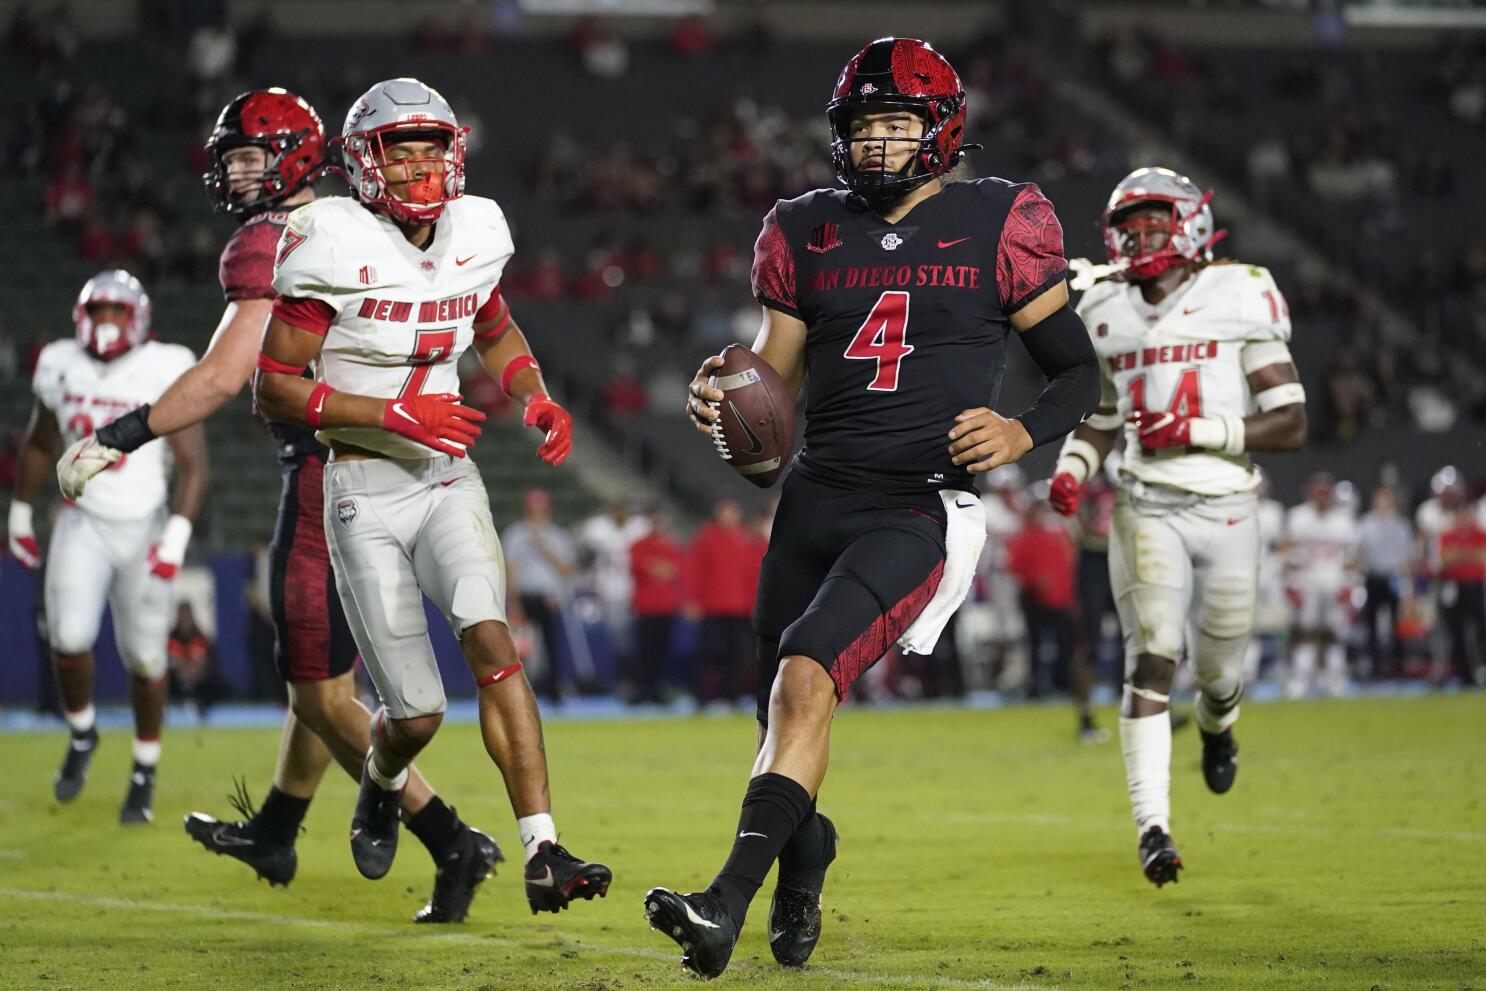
top-left (50, 622), bottom-right (98, 656)
top-left (122, 650), bottom-right (168, 681)
top-left (450, 574), bottom-right (500, 631)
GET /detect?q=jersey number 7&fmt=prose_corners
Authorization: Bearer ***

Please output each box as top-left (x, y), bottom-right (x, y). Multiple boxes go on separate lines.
top-left (1127, 367), bottom-right (1203, 418)
top-left (399, 328), bottom-right (456, 400)
top-left (844, 291), bottom-right (914, 392)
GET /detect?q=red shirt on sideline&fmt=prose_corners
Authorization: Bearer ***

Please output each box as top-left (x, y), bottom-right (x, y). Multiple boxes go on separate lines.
top-left (630, 530), bottom-right (685, 615)
top-left (1439, 522), bottom-right (1486, 583)
top-left (1006, 517), bottom-right (1076, 610)
top-left (687, 521), bottom-right (760, 618)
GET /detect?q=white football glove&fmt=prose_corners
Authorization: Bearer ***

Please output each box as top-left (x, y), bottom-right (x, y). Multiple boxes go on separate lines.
top-left (7, 501), bottom-right (41, 570)
top-left (1067, 256), bottom-right (1126, 292)
top-left (56, 434), bottom-right (123, 501)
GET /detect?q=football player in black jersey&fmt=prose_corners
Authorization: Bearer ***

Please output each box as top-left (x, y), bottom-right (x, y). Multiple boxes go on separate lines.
top-left (644, 38), bottom-right (1100, 977)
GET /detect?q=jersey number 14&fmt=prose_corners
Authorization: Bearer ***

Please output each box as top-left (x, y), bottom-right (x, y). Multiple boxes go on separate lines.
top-left (1128, 367), bottom-right (1203, 418)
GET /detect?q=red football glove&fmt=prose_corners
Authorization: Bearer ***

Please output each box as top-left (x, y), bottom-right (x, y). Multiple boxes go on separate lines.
top-left (524, 394), bottom-right (572, 466)
top-left (382, 393), bottom-right (485, 458)
top-left (147, 545), bottom-right (179, 580)
top-left (1048, 472), bottom-right (1083, 517)
top-left (1129, 410), bottom-right (1193, 453)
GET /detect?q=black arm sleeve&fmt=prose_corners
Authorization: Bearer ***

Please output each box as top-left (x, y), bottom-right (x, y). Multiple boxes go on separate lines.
top-left (1012, 305), bottom-right (1100, 448)
top-left (95, 404), bottom-right (157, 453)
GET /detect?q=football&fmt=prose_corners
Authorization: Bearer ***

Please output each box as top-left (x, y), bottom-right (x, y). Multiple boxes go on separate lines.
top-left (708, 344), bottom-right (795, 488)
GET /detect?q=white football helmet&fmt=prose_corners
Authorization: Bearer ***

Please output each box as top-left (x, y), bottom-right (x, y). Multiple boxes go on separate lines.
top-left (341, 77), bottom-right (466, 225)
top-left (1101, 167), bottom-right (1225, 280)
top-left (73, 269), bottom-right (151, 360)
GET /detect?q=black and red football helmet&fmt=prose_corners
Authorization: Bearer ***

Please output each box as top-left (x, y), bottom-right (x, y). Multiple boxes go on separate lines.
top-left (203, 88), bottom-right (327, 217)
top-left (827, 38), bottom-right (971, 209)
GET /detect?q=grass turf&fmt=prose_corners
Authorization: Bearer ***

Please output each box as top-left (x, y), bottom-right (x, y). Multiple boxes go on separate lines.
top-left (1, 695), bottom-right (1482, 990)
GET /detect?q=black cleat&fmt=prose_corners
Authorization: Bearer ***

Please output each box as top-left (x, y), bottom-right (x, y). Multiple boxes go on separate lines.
top-left (54, 727), bottom-right (99, 803)
top-left (643, 887), bottom-right (739, 980)
top-left (119, 762), bottom-right (155, 825)
top-left (1139, 825), bottom-right (1183, 887)
top-left (1200, 727), bottom-right (1239, 794)
top-left (525, 840), bottom-right (612, 914)
top-left (349, 758), bottom-right (403, 880)
top-left (769, 814), bottom-right (839, 968)
top-left (414, 825), bottom-right (503, 923)
top-left (184, 812), bottom-right (297, 886)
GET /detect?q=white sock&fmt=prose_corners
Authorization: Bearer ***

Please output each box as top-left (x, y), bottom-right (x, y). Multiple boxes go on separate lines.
top-left (518, 812), bottom-right (557, 861)
top-left (1323, 643), bottom-right (1347, 677)
top-left (1289, 642), bottom-right (1317, 695)
top-left (64, 705), bottom-right (96, 734)
top-left (131, 737), bottom-right (161, 767)
top-left (366, 750), bottom-right (409, 792)
top-left (1120, 712), bottom-right (1172, 835)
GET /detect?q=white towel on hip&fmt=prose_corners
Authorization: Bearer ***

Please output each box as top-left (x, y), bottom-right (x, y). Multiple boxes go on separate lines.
top-left (898, 489), bottom-right (988, 655)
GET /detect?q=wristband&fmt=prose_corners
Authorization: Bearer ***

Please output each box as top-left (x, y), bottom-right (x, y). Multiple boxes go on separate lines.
top-left (9, 501), bottom-right (33, 534)
top-left (305, 383), bottom-right (335, 429)
top-left (95, 404), bottom-right (157, 453)
top-left (1255, 382), bottom-right (1306, 412)
top-left (1054, 437), bottom-right (1100, 484)
top-left (1187, 415), bottom-right (1246, 455)
top-left (500, 355), bottom-right (540, 396)
top-left (157, 514), bottom-right (193, 564)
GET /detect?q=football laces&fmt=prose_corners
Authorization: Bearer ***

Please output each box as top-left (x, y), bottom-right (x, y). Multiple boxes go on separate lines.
top-left (708, 401), bottom-right (731, 460)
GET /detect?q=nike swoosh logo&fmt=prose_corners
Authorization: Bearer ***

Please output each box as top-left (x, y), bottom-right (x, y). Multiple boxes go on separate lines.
top-left (937, 237), bottom-right (972, 248)
top-left (528, 866), bottom-right (557, 888)
top-left (455, 255), bottom-right (476, 266)
top-left (955, 499), bottom-right (975, 509)
top-left (684, 903), bottom-right (721, 929)
top-left (439, 477), bottom-right (462, 487)
top-left (70, 739), bottom-right (94, 752)
top-left (728, 402), bottom-right (764, 456)
top-left (738, 831), bottom-right (767, 839)
top-left (391, 403), bottom-right (418, 425)
top-left (1183, 306), bottom-right (1205, 315)
top-left (314, 393), bottom-right (327, 415)
top-left (770, 929), bottom-right (787, 943)
top-left (211, 827), bottom-right (255, 848)
top-left (1226, 517), bottom-right (1247, 526)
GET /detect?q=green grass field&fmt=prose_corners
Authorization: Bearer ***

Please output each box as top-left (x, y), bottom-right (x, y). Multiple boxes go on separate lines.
top-left (2, 696), bottom-right (1483, 990)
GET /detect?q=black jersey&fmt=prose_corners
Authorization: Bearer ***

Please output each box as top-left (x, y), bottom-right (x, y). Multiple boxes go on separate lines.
top-left (219, 210), bottom-right (328, 464)
top-left (751, 177), bottom-right (1068, 494)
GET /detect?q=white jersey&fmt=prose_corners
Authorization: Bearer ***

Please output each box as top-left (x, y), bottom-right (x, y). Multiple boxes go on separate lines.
top-left (580, 513), bottom-right (651, 606)
top-left (33, 339), bottom-right (195, 521)
top-left (272, 195), bottom-right (515, 459)
top-left (1079, 263), bottom-right (1294, 496)
top-left (1285, 502), bottom-right (1359, 585)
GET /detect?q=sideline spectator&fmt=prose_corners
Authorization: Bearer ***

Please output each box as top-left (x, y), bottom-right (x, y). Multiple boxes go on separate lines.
top-left (686, 497), bottom-right (759, 706)
top-left (168, 602), bottom-right (230, 720)
top-left (629, 507), bottom-right (685, 704)
top-left (1436, 506), bottom-right (1486, 686)
top-left (1006, 501), bottom-right (1077, 700)
top-left (503, 489), bottom-right (578, 703)
top-left (1356, 486), bottom-right (1414, 678)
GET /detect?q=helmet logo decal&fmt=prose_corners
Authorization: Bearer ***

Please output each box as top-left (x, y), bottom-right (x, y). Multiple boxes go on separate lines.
top-left (858, 83), bottom-right (877, 95)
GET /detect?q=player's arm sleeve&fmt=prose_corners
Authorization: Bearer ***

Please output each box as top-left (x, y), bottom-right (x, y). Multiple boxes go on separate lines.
top-left (270, 204), bottom-right (342, 314)
top-left (997, 184), bottom-right (1069, 314)
top-left (1013, 304), bottom-right (1101, 447)
top-left (218, 222), bottom-right (279, 301)
top-left (751, 205), bottom-right (802, 320)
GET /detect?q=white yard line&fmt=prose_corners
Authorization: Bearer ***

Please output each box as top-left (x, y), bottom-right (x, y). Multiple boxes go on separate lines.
top-left (0, 887), bottom-right (1058, 991)
top-left (0, 849), bottom-right (25, 859)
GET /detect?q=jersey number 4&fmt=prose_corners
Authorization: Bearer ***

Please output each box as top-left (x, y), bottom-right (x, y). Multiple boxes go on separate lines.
top-left (844, 291), bottom-right (913, 392)
top-left (1128, 367), bottom-right (1203, 418)
top-left (399, 328), bottom-right (456, 400)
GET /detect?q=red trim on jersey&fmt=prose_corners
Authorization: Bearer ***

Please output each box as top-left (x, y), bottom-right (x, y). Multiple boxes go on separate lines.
top-left (500, 355), bottom-right (540, 396)
top-left (997, 185), bottom-right (1068, 313)
top-left (474, 285), bottom-right (505, 323)
top-left (831, 558), bottom-right (945, 701)
top-left (256, 352), bottom-right (306, 375)
top-left (751, 207), bottom-right (800, 316)
top-left (272, 296), bottom-right (335, 336)
top-left (476, 662), bottom-right (523, 688)
top-left (304, 383), bottom-right (334, 429)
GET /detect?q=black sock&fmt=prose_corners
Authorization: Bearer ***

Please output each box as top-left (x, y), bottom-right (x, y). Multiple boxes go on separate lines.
top-left (708, 773), bottom-right (813, 923)
top-left (776, 800), bottom-right (829, 890)
top-left (407, 796), bottom-right (463, 861)
top-left (254, 786), bottom-right (310, 845)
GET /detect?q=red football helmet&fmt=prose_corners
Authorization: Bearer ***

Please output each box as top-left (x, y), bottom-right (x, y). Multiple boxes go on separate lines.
top-left (203, 88), bottom-right (327, 217)
top-left (827, 38), bottom-right (970, 208)
top-left (73, 270), bottom-right (152, 361)
top-left (1101, 168), bottom-right (1226, 281)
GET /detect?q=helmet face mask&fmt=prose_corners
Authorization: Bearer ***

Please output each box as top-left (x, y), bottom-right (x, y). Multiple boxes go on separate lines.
top-left (203, 89), bottom-right (326, 218)
top-left (827, 38), bottom-right (969, 211)
top-left (1102, 167), bottom-right (1224, 282)
top-left (342, 79), bottom-right (467, 225)
top-left (73, 270), bottom-right (151, 361)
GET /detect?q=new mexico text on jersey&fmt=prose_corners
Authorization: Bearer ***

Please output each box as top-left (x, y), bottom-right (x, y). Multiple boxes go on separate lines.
top-left (271, 194), bottom-right (515, 459)
top-left (34, 339), bottom-right (196, 520)
top-left (1079, 263), bottom-right (1291, 496)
